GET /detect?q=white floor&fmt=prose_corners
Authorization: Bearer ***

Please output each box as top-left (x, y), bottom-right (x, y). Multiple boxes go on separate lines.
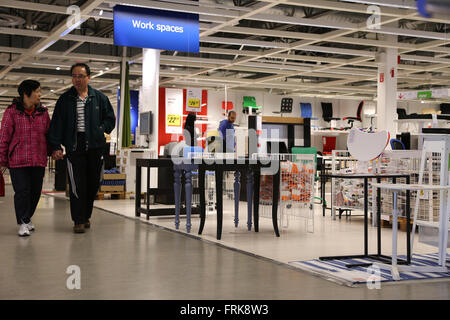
top-left (47, 190), bottom-right (437, 266)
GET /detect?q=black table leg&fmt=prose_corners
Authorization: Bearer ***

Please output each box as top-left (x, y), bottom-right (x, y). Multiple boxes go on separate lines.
top-left (216, 168), bottom-right (223, 240)
top-left (364, 177), bottom-right (368, 256)
top-left (322, 164), bottom-right (326, 216)
top-left (146, 165), bottom-right (151, 220)
top-left (253, 167), bottom-right (260, 233)
top-left (198, 168), bottom-right (206, 235)
top-left (377, 177), bottom-right (381, 256)
top-left (135, 164), bottom-right (141, 217)
top-left (406, 175), bottom-right (411, 264)
top-left (272, 166), bottom-right (280, 237)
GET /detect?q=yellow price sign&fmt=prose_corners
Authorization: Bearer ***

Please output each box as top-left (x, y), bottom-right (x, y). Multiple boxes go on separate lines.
top-left (167, 114), bottom-right (181, 127)
top-left (188, 98), bottom-right (200, 108)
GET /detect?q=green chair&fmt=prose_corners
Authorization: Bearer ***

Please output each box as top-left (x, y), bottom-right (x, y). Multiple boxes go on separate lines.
top-left (243, 96), bottom-right (262, 114)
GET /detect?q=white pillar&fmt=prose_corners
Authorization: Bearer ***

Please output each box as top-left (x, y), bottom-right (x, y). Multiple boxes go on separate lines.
top-left (141, 48), bottom-right (160, 153)
top-left (377, 35), bottom-right (398, 136)
top-left (118, 46), bottom-right (127, 150)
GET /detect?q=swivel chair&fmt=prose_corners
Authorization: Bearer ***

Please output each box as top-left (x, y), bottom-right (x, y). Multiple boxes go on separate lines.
top-left (390, 139), bottom-right (406, 150)
top-left (300, 103), bottom-right (318, 119)
top-left (321, 102), bottom-right (340, 129)
top-left (343, 101), bottom-right (364, 129)
top-left (273, 98), bottom-right (293, 114)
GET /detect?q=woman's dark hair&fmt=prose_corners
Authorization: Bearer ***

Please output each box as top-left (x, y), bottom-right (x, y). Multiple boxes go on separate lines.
top-left (70, 63), bottom-right (91, 76)
top-left (184, 113), bottom-right (196, 129)
top-left (18, 80), bottom-right (40, 99)
top-left (184, 113), bottom-right (197, 146)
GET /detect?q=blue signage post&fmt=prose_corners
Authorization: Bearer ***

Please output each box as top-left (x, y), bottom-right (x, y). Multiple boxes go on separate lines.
top-left (113, 5), bottom-right (199, 53)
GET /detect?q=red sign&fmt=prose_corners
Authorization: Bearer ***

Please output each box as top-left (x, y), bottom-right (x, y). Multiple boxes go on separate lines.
top-left (380, 73), bottom-right (384, 83)
top-left (391, 68), bottom-right (395, 78)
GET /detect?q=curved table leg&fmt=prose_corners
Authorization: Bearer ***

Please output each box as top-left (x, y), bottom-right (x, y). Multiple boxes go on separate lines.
top-left (272, 167), bottom-right (281, 237)
top-left (247, 171), bottom-right (253, 231)
top-left (174, 168), bottom-right (182, 230)
top-left (253, 167), bottom-right (260, 233)
top-left (185, 169), bottom-right (192, 233)
top-left (216, 168), bottom-right (223, 240)
top-left (198, 168), bottom-right (206, 235)
top-left (234, 171), bottom-right (240, 228)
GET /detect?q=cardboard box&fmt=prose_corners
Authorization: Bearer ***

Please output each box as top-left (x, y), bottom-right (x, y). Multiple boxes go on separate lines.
top-left (100, 185), bottom-right (125, 192)
top-left (103, 173), bottom-right (126, 180)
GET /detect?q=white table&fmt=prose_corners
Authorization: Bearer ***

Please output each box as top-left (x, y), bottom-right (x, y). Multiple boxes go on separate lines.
top-left (371, 183), bottom-right (450, 280)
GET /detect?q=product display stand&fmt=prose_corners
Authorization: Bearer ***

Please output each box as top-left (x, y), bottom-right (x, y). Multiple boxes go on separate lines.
top-left (319, 173), bottom-right (410, 268)
top-left (411, 133), bottom-right (450, 268)
top-left (372, 183), bottom-right (450, 280)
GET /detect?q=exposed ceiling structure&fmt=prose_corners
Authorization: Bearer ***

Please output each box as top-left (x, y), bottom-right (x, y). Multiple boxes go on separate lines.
top-left (0, 0), bottom-right (449, 115)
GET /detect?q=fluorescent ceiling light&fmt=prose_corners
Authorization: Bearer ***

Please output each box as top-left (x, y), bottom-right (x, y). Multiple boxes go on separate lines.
top-left (339, 0), bottom-right (416, 9)
top-left (60, 19), bottom-right (85, 37)
top-left (37, 40), bottom-right (56, 54)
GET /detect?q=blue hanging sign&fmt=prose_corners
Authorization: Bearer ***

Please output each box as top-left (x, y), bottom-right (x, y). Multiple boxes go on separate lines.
top-left (113, 5), bottom-right (199, 53)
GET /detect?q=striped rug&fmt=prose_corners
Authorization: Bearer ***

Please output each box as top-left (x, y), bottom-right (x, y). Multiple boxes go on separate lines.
top-left (289, 253), bottom-right (450, 286)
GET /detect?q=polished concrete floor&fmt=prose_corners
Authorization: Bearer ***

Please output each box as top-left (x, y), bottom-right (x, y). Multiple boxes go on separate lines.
top-left (1, 180), bottom-right (450, 299)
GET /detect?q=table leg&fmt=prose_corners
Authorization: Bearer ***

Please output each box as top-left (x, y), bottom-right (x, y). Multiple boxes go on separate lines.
top-left (406, 176), bottom-right (411, 264)
top-left (247, 171), bottom-right (253, 231)
top-left (174, 168), bottom-right (182, 230)
top-left (185, 169), bottom-right (192, 233)
top-left (253, 168), bottom-right (260, 233)
top-left (234, 171), bottom-right (240, 228)
top-left (272, 167), bottom-right (281, 237)
top-left (321, 165), bottom-right (326, 216)
top-left (392, 191), bottom-right (400, 280)
top-left (135, 164), bottom-right (141, 217)
top-left (146, 166), bottom-right (151, 220)
top-left (216, 168), bottom-right (223, 240)
top-left (364, 177), bottom-right (368, 256)
top-left (377, 178), bottom-right (381, 256)
top-left (198, 168), bottom-right (206, 235)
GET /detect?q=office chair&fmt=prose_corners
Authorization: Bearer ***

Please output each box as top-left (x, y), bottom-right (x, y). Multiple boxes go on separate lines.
top-left (343, 101), bottom-right (364, 129)
top-left (321, 103), bottom-right (340, 129)
top-left (300, 103), bottom-right (318, 119)
top-left (441, 103), bottom-right (450, 115)
top-left (243, 96), bottom-right (261, 114)
top-left (390, 139), bottom-right (406, 150)
top-left (273, 98), bottom-right (293, 114)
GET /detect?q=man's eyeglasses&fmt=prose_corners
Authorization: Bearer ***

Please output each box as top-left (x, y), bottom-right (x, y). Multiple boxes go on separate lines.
top-left (72, 74), bottom-right (88, 79)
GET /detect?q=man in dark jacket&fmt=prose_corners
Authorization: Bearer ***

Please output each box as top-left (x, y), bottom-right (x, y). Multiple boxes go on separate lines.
top-left (48, 63), bottom-right (116, 233)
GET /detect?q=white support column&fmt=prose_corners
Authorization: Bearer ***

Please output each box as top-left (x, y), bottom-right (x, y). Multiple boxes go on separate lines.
top-left (140, 48), bottom-right (160, 192)
top-left (118, 46), bottom-right (127, 150)
top-left (376, 35), bottom-right (398, 136)
top-left (141, 48), bottom-right (160, 153)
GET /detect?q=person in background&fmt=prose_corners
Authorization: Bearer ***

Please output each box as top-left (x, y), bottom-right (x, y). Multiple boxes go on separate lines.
top-left (218, 110), bottom-right (236, 152)
top-left (0, 80), bottom-right (50, 237)
top-left (48, 63), bottom-right (115, 234)
top-left (183, 112), bottom-right (198, 147)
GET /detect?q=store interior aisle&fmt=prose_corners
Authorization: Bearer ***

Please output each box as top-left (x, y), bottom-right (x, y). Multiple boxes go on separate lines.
top-left (0, 182), bottom-right (449, 299)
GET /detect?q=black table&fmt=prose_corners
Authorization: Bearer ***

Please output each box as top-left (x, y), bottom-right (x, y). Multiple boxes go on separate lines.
top-left (135, 157), bottom-right (280, 240)
top-left (319, 173), bottom-right (411, 268)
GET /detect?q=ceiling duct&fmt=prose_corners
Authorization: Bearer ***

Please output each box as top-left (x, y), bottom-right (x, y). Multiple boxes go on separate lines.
top-left (0, 13), bottom-right (25, 27)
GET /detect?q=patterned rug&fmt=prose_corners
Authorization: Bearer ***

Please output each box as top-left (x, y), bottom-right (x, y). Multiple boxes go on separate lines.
top-left (289, 253), bottom-right (450, 286)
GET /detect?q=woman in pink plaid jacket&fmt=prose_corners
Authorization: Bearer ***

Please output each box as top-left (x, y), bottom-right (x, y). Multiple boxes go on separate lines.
top-left (0, 80), bottom-right (51, 237)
